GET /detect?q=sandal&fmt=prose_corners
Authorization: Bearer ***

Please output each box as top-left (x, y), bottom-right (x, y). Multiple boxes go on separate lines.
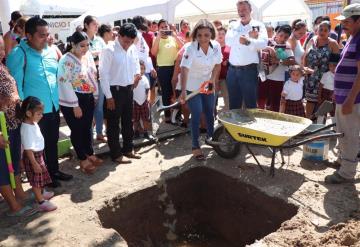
top-left (6, 205), bottom-right (38, 217)
top-left (96, 134), bottom-right (107, 143)
top-left (88, 155), bottom-right (104, 167)
top-left (124, 152), bottom-right (141, 159)
top-left (192, 149), bottom-right (205, 161)
top-left (113, 156), bottom-right (132, 164)
top-left (80, 160), bottom-right (96, 175)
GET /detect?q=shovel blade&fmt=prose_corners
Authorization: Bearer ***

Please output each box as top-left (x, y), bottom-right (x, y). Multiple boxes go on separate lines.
top-left (314, 100), bottom-right (334, 117)
top-left (151, 96), bottom-right (162, 136)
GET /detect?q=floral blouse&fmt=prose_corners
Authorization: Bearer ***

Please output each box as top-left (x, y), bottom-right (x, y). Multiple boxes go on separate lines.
top-left (58, 52), bottom-right (98, 107)
top-left (0, 63), bottom-right (21, 130)
top-left (305, 38), bottom-right (331, 102)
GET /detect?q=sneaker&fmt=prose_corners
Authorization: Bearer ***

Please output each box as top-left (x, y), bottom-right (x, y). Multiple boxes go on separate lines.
top-left (324, 172), bottom-right (351, 184)
top-left (38, 200), bottom-right (57, 212)
top-left (43, 190), bottom-right (55, 200)
top-left (6, 205), bottom-right (38, 217)
top-left (143, 132), bottom-right (154, 140)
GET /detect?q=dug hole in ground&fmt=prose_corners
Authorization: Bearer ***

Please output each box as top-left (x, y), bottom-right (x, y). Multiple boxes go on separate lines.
top-left (0, 120), bottom-right (359, 246)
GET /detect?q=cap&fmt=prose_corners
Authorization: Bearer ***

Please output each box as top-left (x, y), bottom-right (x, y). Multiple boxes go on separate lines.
top-left (335, 3), bottom-right (360, 21)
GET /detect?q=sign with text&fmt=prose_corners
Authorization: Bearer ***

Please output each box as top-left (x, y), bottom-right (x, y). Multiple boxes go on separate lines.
top-left (44, 18), bottom-right (75, 43)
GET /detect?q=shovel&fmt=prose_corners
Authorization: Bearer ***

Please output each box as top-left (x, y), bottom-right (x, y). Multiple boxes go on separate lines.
top-left (312, 100), bottom-right (334, 124)
top-left (157, 81), bottom-right (214, 113)
top-left (0, 112), bottom-right (16, 189)
top-left (150, 96), bottom-right (162, 136)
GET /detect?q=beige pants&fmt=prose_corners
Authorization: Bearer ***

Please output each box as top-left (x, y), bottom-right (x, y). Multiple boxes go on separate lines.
top-left (335, 103), bottom-right (360, 179)
top-left (219, 79), bottom-right (229, 111)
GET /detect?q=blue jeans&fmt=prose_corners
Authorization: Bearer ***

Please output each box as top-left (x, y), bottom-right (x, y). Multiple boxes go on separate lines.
top-left (226, 65), bottom-right (258, 109)
top-left (94, 84), bottom-right (104, 135)
top-left (187, 93), bottom-right (215, 149)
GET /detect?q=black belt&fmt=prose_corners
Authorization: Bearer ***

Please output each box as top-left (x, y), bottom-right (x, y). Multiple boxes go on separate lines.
top-left (110, 85), bottom-right (132, 90)
top-left (229, 63), bottom-right (257, 69)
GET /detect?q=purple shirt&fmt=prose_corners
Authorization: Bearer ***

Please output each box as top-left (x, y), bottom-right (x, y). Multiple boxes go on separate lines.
top-left (334, 32), bottom-right (360, 104)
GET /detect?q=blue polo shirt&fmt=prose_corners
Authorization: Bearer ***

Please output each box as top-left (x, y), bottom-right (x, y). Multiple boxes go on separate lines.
top-left (6, 39), bottom-right (59, 114)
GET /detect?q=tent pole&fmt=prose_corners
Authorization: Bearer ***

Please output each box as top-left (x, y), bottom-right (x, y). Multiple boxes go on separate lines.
top-left (0, 0), bottom-right (11, 34)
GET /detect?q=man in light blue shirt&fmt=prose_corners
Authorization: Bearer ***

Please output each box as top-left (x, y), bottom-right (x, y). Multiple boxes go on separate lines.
top-left (7, 16), bottom-right (72, 187)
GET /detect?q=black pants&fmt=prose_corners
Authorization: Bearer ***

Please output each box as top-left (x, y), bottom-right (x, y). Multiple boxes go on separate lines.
top-left (61, 93), bottom-right (95, 161)
top-left (104, 85), bottom-right (134, 160)
top-left (38, 106), bottom-right (60, 175)
top-left (157, 66), bottom-right (174, 118)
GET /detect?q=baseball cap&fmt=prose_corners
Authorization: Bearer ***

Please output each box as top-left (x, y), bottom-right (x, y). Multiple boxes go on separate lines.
top-left (335, 3), bottom-right (360, 21)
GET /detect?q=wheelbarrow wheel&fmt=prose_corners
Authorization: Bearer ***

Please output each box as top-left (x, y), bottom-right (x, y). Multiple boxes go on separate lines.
top-left (212, 126), bottom-right (241, 159)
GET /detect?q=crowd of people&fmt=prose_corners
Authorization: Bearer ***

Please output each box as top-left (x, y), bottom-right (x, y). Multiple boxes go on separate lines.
top-left (0, 0), bottom-right (359, 217)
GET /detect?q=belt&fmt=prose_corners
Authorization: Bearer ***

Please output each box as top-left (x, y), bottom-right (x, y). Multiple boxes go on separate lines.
top-left (110, 85), bottom-right (132, 90)
top-left (229, 63), bottom-right (257, 69)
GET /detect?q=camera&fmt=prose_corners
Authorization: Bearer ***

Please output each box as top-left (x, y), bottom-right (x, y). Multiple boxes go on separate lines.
top-left (252, 26), bottom-right (260, 32)
top-left (162, 30), bottom-right (172, 36)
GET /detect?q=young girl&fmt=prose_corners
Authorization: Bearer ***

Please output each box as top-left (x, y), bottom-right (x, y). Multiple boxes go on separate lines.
top-left (133, 61), bottom-right (152, 139)
top-left (281, 65), bottom-right (305, 117)
top-left (20, 96), bottom-right (57, 212)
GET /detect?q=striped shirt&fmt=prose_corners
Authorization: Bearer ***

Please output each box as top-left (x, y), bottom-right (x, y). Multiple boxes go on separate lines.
top-left (334, 32), bottom-right (360, 104)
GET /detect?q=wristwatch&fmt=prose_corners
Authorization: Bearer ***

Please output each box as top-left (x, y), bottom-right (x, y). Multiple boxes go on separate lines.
top-left (244, 40), bottom-right (251, 46)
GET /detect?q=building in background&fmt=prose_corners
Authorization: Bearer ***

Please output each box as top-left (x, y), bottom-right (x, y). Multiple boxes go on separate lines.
top-left (305, 0), bottom-right (345, 29)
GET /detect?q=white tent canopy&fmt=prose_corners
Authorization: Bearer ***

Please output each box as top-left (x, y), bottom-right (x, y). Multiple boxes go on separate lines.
top-left (0, 0), bottom-right (87, 33)
top-left (0, 0), bottom-right (312, 34)
top-left (70, 0), bottom-right (312, 31)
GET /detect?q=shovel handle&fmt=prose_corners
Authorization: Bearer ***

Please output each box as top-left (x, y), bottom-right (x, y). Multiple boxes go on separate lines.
top-left (157, 81), bottom-right (213, 113)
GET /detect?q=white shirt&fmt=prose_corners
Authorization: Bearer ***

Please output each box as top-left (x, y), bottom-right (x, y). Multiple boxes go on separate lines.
top-left (133, 75), bottom-right (150, 105)
top-left (225, 19), bottom-right (267, 66)
top-left (135, 31), bottom-right (154, 73)
top-left (282, 78), bottom-right (304, 101)
top-left (99, 39), bottom-right (140, 99)
top-left (21, 123), bottom-right (44, 152)
top-left (320, 71), bottom-right (335, 91)
top-left (180, 41), bottom-right (223, 92)
top-left (294, 40), bottom-right (304, 65)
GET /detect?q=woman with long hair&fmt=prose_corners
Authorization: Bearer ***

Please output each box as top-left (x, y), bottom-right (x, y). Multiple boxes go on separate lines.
top-left (58, 31), bottom-right (102, 174)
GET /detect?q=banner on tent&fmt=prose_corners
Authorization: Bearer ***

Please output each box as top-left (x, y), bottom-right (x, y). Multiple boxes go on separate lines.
top-left (44, 18), bottom-right (76, 43)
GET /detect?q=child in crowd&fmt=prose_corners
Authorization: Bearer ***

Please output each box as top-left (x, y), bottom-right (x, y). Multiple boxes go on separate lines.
top-left (171, 34), bottom-right (191, 128)
top-left (20, 97), bottom-right (57, 212)
top-left (281, 65), bottom-right (305, 117)
top-left (318, 53), bottom-right (340, 117)
top-left (133, 61), bottom-right (152, 139)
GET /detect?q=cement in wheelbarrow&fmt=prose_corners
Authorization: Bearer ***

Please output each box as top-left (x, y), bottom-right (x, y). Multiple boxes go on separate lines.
top-left (219, 109), bottom-right (312, 147)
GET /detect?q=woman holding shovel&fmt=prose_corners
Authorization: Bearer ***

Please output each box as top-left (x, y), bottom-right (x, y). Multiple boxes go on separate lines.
top-left (180, 19), bottom-right (222, 161)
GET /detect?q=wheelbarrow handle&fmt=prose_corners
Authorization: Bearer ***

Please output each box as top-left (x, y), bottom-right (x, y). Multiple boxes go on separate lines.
top-left (298, 123), bottom-right (336, 137)
top-left (282, 132), bottom-right (343, 149)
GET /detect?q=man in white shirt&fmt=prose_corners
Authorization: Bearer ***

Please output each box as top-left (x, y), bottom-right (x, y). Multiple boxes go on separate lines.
top-left (99, 23), bottom-right (142, 163)
top-left (225, 0), bottom-right (267, 109)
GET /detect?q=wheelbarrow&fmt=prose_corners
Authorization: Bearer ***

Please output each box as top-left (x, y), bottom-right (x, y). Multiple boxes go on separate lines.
top-left (207, 109), bottom-right (343, 176)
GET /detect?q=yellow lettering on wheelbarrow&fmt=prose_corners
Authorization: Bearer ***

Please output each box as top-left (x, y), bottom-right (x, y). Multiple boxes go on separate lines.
top-left (238, 133), bottom-right (267, 142)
